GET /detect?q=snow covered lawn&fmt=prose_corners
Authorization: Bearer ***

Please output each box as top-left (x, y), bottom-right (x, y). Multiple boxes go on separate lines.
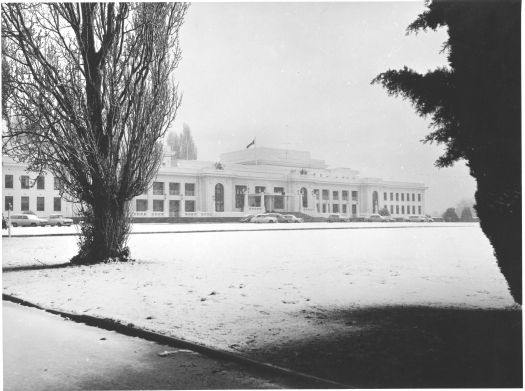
top-left (2, 223), bottom-right (518, 386)
top-left (2, 221), bottom-right (473, 237)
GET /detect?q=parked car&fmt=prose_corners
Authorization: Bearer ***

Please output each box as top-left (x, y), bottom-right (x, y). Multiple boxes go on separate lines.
top-left (408, 215), bottom-right (427, 222)
top-left (9, 214), bottom-right (47, 227)
top-left (327, 214), bottom-right (348, 222)
top-left (265, 213), bottom-right (287, 223)
top-left (424, 215), bottom-right (434, 222)
top-left (383, 215), bottom-right (396, 222)
top-left (283, 214), bottom-right (303, 223)
top-left (250, 214), bottom-right (278, 223)
top-left (240, 214), bottom-right (255, 223)
top-left (47, 214), bottom-right (74, 226)
top-left (367, 214), bottom-right (386, 222)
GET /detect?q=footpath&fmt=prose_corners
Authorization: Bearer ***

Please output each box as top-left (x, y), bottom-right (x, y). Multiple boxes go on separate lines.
top-left (3, 300), bottom-right (331, 390)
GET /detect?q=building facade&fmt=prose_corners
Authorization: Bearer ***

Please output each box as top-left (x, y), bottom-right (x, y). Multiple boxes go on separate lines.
top-left (2, 147), bottom-right (427, 219)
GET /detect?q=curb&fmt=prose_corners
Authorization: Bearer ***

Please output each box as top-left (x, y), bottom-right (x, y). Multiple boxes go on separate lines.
top-left (3, 294), bottom-right (354, 389)
top-left (2, 224), bottom-right (466, 238)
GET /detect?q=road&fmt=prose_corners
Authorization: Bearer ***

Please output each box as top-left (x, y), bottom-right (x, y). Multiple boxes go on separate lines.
top-left (3, 300), bottom-right (298, 390)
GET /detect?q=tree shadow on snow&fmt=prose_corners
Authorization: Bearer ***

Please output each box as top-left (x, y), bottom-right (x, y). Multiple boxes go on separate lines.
top-left (251, 305), bottom-right (522, 388)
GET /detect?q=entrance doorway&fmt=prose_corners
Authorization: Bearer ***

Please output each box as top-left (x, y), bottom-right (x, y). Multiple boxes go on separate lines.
top-left (169, 200), bottom-right (180, 217)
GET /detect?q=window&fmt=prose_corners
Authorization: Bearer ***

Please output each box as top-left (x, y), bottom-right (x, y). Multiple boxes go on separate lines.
top-left (54, 177), bottom-right (62, 191)
top-left (342, 191), bottom-right (349, 201)
top-left (215, 183), bottom-right (224, 212)
top-left (274, 187), bottom-right (284, 194)
top-left (418, 206), bottom-right (422, 214)
top-left (407, 193), bottom-right (410, 201)
top-left (333, 204), bottom-right (339, 213)
top-left (37, 197), bottom-right (45, 211)
top-left (275, 195), bottom-right (284, 209)
top-left (342, 204), bottom-right (347, 213)
top-left (396, 205), bottom-right (399, 214)
top-left (390, 205), bottom-right (393, 214)
top-left (21, 175), bottom-right (30, 189)
top-left (418, 194), bottom-right (421, 202)
top-left (322, 204), bottom-right (327, 213)
top-left (390, 192), bottom-right (393, 201)
top-left (153, 200), bottom-right (164, 212)
top-left (185, 200), bottom-right (195, 212)
top-left (401, 193), bottom-right (404, 202)
top-left (169, 183), bottom-right (180, 195)
top-left (396, 193), bottom-right (399, 201)
top-left (383, 192), bottom-right (387, 201)
top-left (53, 197), bottom-right (61, 212)
top-left (255, 186), bottom-right (265, 194)
top-left (351, 204), bottom-right (357, 216)
top-left (185, 183), bottom-right (195, 196)
top-left (412, 206), bottom-right (415, 214)
top-left (5, 175), bottom-right (13, 189)
top-left (322, 190), bottom-right (329, 200)
top-left (235, 185), bottom-right (247, 209)
top-left (300, 188), bottom-right (308, 208)
top-left (21, 196), bottom-right (29, 211)
top-left (136, 199), bottom-right (148, 212)
top-left (5, 196), bottom-right (13, 211)
top-left (153, 182), bottom-right (164, 195)
top-left (412, 193), bottom-right (415, 202)
top-left (313, 189), bottom-right (320, 199)
top-left (401, 205), bottom-right (405, 214)
top-left (351, 191), bottom-right (358, 201)
top-left (36, 176), bottom-right (45, 190)
top-left (332, 191), bottom-right (339, 200)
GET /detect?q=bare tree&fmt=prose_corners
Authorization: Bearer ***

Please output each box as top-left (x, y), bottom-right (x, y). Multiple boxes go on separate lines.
top-left (2, 3), bottom-right (188, 264)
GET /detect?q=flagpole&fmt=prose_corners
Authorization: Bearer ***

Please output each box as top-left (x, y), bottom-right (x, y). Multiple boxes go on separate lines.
top-left (255, 137), bottom-right (257, 166)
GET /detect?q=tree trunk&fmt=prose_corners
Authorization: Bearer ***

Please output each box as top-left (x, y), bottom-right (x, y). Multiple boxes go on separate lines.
top-left (71, 196), bottom-right (131, 265)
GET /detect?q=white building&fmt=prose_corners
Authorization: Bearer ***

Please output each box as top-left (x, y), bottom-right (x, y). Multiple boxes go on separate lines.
top-left (2, 147), bottom-right (427, 219)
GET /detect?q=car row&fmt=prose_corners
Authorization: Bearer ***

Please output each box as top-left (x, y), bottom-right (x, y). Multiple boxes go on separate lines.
top-left (241, 213), bottom-right (304, 223)
top-left (4, 213), bottom-right (73, 227)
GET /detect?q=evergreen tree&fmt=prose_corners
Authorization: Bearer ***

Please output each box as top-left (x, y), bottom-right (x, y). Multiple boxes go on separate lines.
top-left (372, 0), bottom-right (521, 303)
top-left (443, 208), bottom-right (459, 222)
top-left (166, 123), bottom-right (197, 160)
top-left (378, 206), bottom-right (390, 216)
top-left (460, 207), bottom-right (474, 222)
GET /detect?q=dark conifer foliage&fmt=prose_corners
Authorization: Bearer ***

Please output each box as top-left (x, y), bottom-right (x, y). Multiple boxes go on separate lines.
top-left (373, 1), bottom-right (521, 303)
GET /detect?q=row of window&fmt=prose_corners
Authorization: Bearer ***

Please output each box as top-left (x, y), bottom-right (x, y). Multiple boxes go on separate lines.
top-left (384, 192), bottom-right (422, 202)
top-left (386, 205), bottom-right (422, 215)
top-left (4, 196), bottom-right (61, 212)
top-left (135, 199), bottom-right (195, 213)
top-left (4, 174), bottom-right (63, 191)
top-left (317, 189), bottom-right (359, 202)
top-left (150, 182), bottom-right (195, 196)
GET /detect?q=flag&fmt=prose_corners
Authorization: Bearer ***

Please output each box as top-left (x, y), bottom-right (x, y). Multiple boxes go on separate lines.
top-left (246, 138), bottom-right (255, 149)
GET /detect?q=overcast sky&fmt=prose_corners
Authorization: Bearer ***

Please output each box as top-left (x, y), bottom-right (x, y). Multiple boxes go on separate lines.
top-left (170, 2), bottom-right (477, 215)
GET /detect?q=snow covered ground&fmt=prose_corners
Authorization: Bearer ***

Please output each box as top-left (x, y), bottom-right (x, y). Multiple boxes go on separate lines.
top-left (2, 221), bottom-right (473, 237)
top-left (2, 223), bottom-right (514, 359)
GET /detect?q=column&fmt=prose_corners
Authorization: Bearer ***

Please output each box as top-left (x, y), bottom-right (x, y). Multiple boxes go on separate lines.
top-left (180, 195), bottom-right (185, 217)
top-left (243, 192), bottom-right (249, 213)
top-left (261, 193), bottom-right (265, 212)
